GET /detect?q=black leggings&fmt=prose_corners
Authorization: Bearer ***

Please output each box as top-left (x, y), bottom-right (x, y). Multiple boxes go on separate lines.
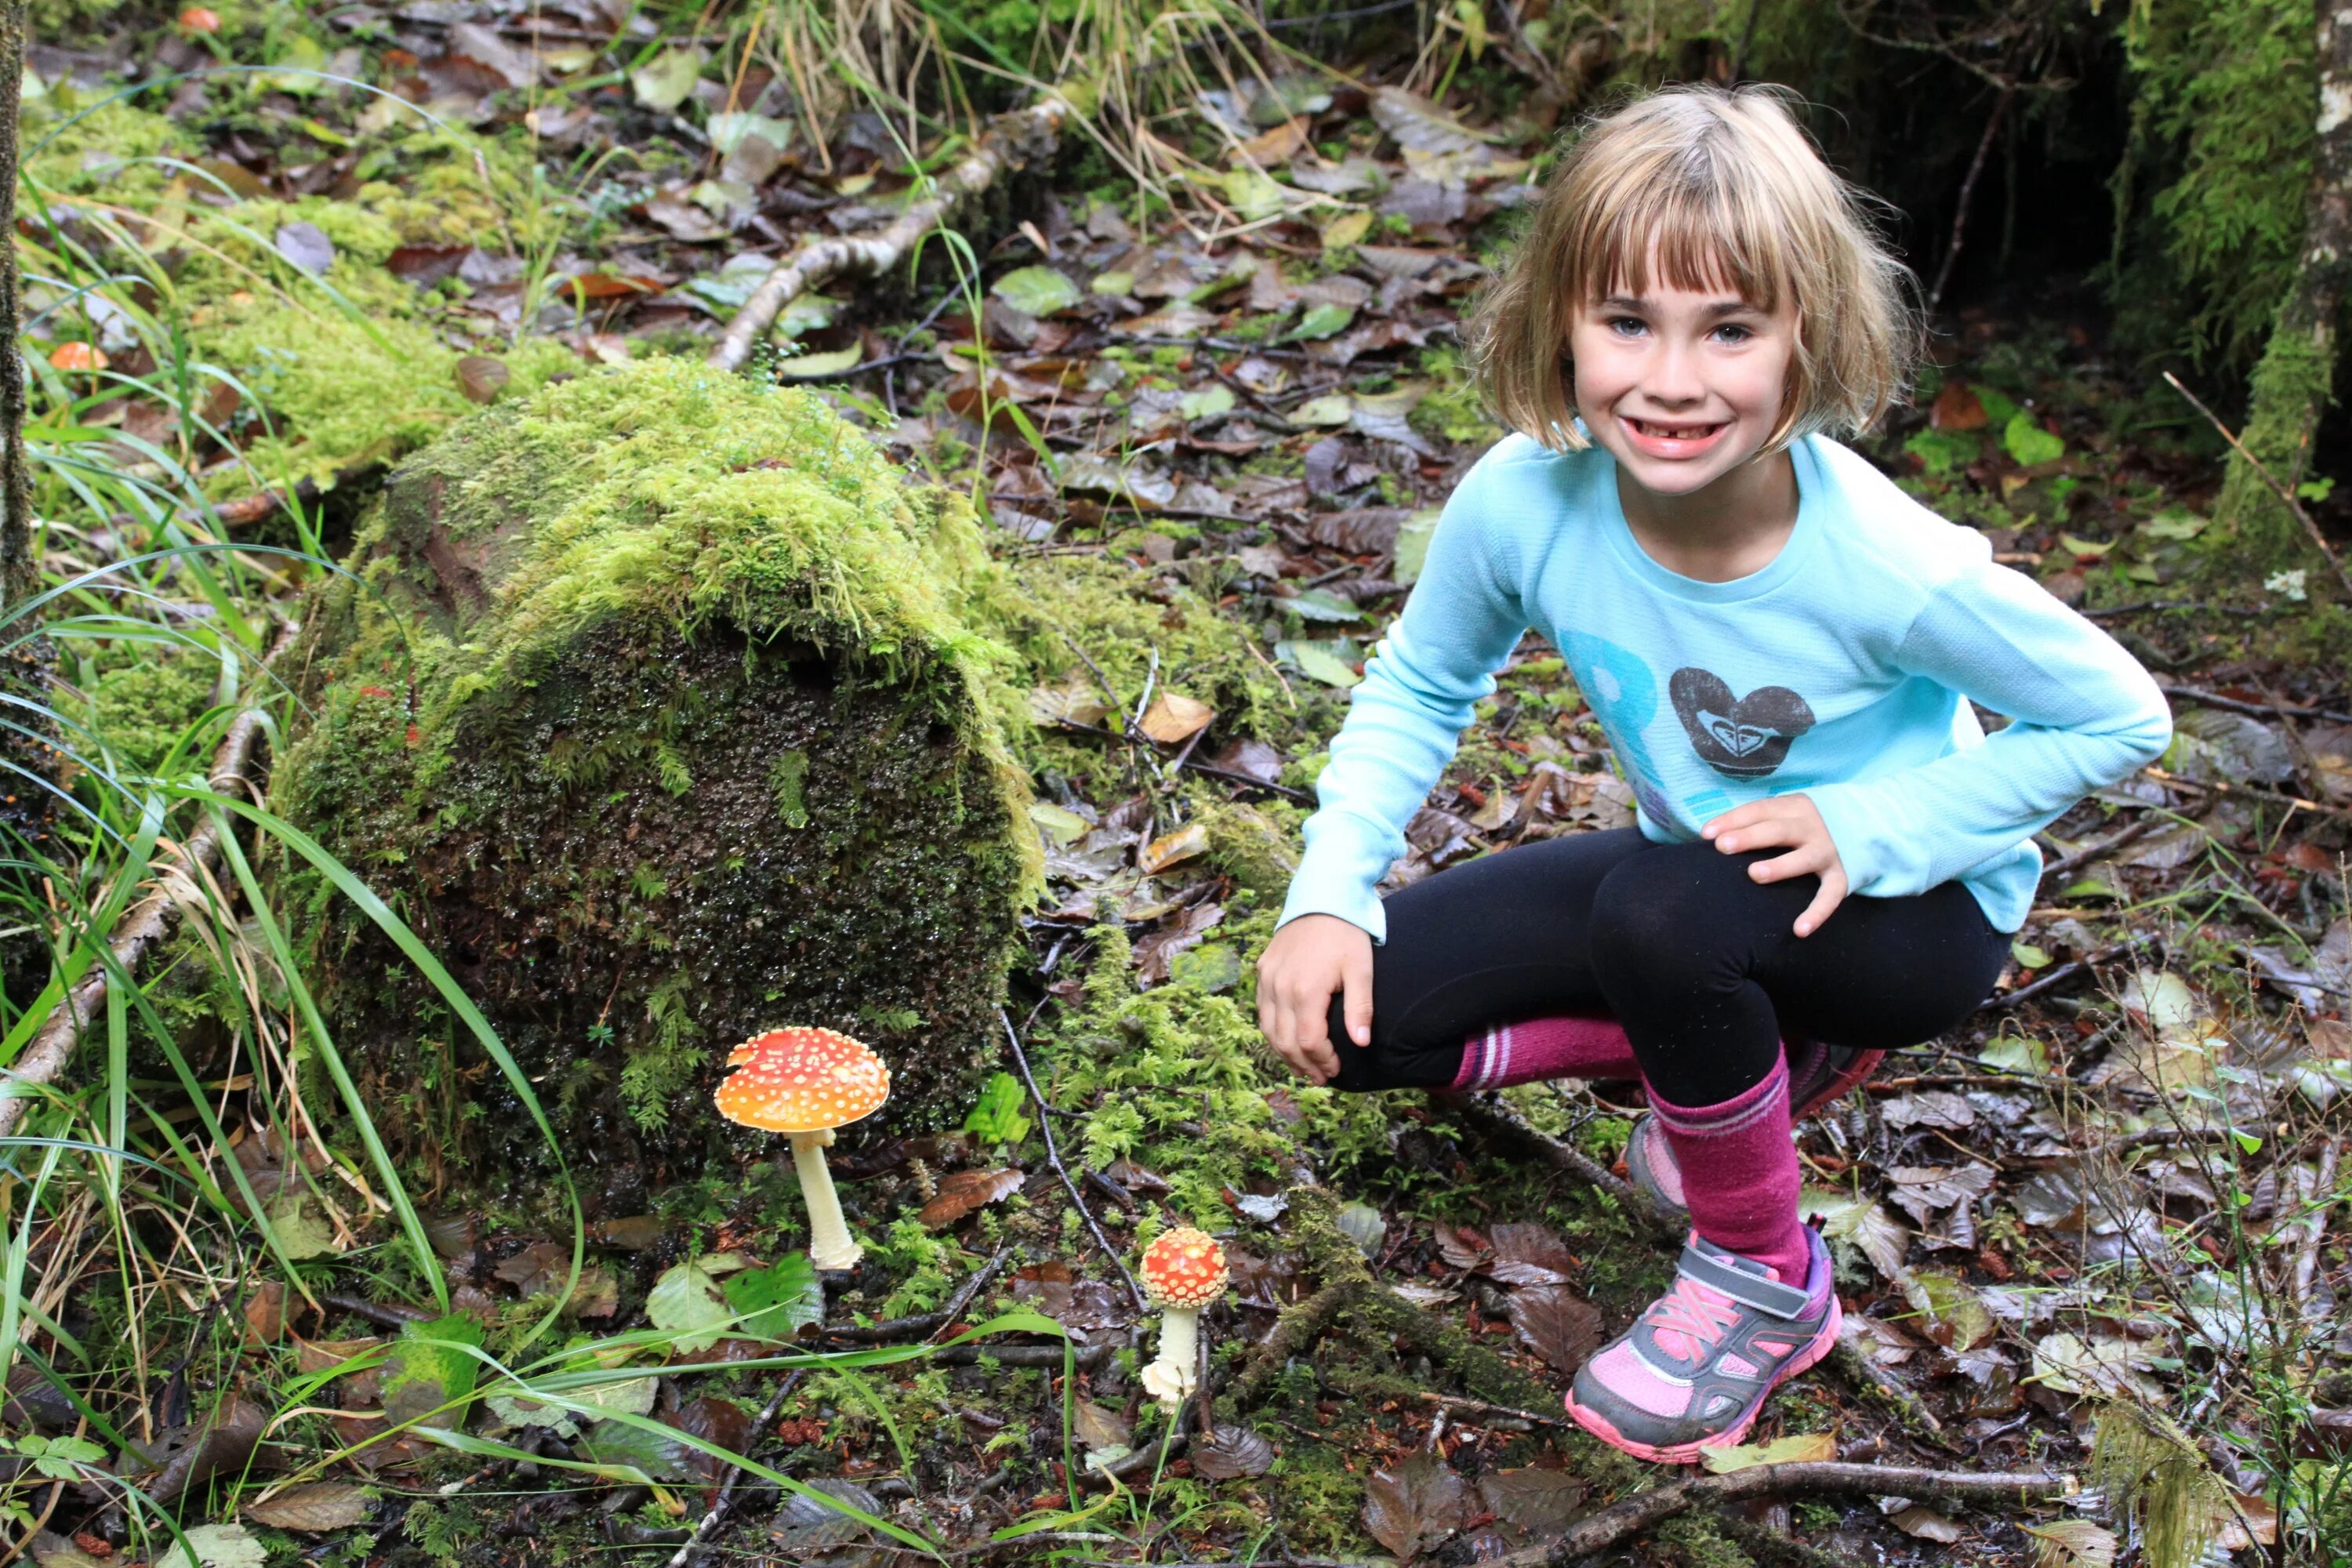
top-left (1323, 826), bottom-right (2010, 1106)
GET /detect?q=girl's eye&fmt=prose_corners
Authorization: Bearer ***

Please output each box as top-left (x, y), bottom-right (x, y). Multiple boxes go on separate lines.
top-left (1607, 317), bottom-right (1646, 336)
top-left (1713, 323), bottom-right (1753, 344)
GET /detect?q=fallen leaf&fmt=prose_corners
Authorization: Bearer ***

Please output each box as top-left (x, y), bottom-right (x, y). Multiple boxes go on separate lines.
top-left (1879, 1089), bottom-right (1974, 1130)
top-left (1890, 1505), bottom-right (1964, 1543)
top-left (1505, 1284), bottom-right (1602, 1373)
top-left (1138, 692), bottom-right (1215, 745)
top-left (1931, 380), bottom-right (1987, 430)
top-left (245, 1483), bottom-right (373, 1532)
top-left (1485, 1222), bottom-right (1573, 1286)
top-left (918, 1167), bottom-right (1022, 1229)
top-left (2021, 1519), bottom-right (2119, 1568)
top-left (1190, 1424), bottom-right (1276, 1479)
top-left (1138, 821), bottom-right (1211, 875)
top-left (274, 222), bottom-right (335, 278)
top-left (455, 355), bottom-right (510, 405)
top-left (1363, 1450), bottom-right (1464, 1559)
top-left (1699, 1430), bottom-right (1836, 1473)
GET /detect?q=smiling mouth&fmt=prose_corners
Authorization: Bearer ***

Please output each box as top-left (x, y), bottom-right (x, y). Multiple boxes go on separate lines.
top-left (1626, 417), bottom-right (1726, 441)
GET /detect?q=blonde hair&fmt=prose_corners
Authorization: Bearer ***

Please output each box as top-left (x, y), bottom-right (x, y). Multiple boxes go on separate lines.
top-left (1464, 82), bottom-right (1922, 456)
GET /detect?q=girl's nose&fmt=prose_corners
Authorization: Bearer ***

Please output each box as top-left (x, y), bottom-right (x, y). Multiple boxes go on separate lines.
top-left (1645, 339), bottom-right (1707, 405)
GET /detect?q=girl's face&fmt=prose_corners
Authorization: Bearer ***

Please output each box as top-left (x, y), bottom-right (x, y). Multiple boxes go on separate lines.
top-left (1566, 265), bottom-right (1799, 500)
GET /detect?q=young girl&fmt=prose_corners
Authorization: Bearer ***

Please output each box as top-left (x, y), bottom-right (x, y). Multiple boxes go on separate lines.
top-left (1254, 83), bottom-right (2172, 1465)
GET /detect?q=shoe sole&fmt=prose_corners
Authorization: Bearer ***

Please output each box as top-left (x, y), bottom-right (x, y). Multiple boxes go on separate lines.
top-left (1562, 1294), bottom-right (1843, 1465)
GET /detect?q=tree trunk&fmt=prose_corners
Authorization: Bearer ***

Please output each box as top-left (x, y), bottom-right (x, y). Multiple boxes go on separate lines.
top-left (2216, 0), bottom-right (2352, 574)
top-left (271, 358), bottom-right (1041, 1214)
top-left (0, 0), bottom-right (29, 611)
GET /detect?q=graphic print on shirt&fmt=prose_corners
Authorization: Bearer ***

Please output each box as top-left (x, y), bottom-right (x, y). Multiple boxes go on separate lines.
top-left (1669, 668), bottom-right (1817, 779)
top-left (1558, 631), bottom-right (1679, 826)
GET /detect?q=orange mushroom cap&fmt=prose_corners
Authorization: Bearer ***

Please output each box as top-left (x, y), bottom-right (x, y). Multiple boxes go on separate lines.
top-left (713, 1026), bottom-right (890, 1134)
top-left (47, 343), bottom-right (107, 372)
top-left (178, 5), bottom-right (220, 30)
top-left (1138, 1226), bottom-right (1228, 1308)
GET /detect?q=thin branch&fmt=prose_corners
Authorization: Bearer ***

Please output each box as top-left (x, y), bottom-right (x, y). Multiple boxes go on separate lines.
top-left (0, 622), bottom-right (299, 1142)
top-left (2163, 371), bottom-right (2352, 602)
top-left (706, 96), bottom-right (1073, 372)
top-left (996, 1004), bottom-right (1149, 1316)
top-left (1487, 1462), bottom-right (2072, 1563)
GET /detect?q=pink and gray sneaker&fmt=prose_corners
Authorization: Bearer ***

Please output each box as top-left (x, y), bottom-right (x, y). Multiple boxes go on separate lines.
top-left (1565, 1226), bottom-right (1841, 1464)
top-left (1622, 1039), bottom-right (1883, 1225)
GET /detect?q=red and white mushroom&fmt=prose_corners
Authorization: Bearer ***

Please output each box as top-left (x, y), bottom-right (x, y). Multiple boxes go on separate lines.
top-left (1137, 1227), bottom-right (1229, 1408)
top-left (713, 1027), bottom-right (890, 1271)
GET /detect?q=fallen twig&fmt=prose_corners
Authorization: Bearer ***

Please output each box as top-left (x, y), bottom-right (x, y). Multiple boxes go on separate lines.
top-left (318, 1291), bottom-right (434, 1329)
top-left (2143, 763), bottom-right (2352, 821)
top-left (996, 1005), bottom-right (1149, 1316)
top-left (1433, 1089), bottom-right (1684, 1245)
top-left (1415, 1389), bottom-right (1576, 1428)
top-left (2039, 815), bottom-right (2162, 881)
top-left (706, 96), bottom-right (1073, 372)
top-left (2161, 371), bottom-right (2352, 602)
top-left (0, 622), bottom-right (299, 1142)
top-left (1051, 717), bottom-right (1312, 801)
top-left (2160, 683), bottom-right (2352, 726)
top-left (819, 1243), bottom-right (1018, 1343)
top-left (665, 1370), bottom-right (811, 1568)
top-left (1976, 933), bottom-right (2162, 1014)
top-left (1487, 1462), bottom-right (2071, 1564)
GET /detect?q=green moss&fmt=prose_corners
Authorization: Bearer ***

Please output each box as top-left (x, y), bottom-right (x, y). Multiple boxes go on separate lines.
top-left (274, 359), bottom-right (1047, 1198)
top-left (56, 641), bottom-right (220, 778)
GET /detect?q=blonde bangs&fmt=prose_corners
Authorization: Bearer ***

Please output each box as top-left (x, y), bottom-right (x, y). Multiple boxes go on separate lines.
top-left (1464, 84), bottom-right (1921, 457)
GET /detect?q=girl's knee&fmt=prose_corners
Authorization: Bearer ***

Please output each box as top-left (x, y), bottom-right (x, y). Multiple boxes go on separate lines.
top-left (1587, 849), bottom-right (1749, 989)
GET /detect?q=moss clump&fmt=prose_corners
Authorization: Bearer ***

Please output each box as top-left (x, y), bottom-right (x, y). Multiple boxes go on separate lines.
top-left (274, 358), bottom-right (1044, 1209)
top-left (55, 641), bottom-right (221, 779)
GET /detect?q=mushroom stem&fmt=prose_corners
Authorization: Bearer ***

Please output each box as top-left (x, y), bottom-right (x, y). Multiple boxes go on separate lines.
top-left (1140, 1305), bottom-right (1200, 1407)
top-left (787, 1129), bottom-right (862, 1271)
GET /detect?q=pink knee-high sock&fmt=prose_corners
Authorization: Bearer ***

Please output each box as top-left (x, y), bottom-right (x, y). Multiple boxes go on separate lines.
top-left (1646, 1051), bottom-right (1811, 1285)
top-left (1452, 1013), bottom-right (1641, 1091)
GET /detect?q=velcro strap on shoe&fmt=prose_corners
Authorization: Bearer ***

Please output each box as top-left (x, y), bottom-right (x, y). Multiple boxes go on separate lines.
top-left (1675, 1243), bottom-right (1810, 1319)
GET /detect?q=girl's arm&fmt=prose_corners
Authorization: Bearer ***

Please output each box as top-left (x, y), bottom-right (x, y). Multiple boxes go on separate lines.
top-left (1277, 463), bottom-right (1530, 943)
top-left (1802, 550), bottom-right (2174, 901)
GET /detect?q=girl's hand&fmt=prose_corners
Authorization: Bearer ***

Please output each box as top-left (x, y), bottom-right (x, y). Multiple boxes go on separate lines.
top-left (1701, 794), bottom-right (1849, 937)
top-left (1254, 913), bottom-right (1374, 1086)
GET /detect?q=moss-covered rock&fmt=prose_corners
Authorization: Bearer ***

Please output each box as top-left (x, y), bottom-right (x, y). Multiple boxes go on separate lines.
top-left (272, 358), bottom-right (1044, 1210)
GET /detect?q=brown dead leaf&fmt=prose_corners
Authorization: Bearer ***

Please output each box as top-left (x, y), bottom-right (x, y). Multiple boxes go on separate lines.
top-left (1363, 1450), bottom-right (1465, 1559)
top-left (1485, 1222), bottom-right (1574, 1287)
top-left (245, 1481), bottom-right (372, 1532)
top-left (1138, 821), bottom-right (1211, 876)
top-left (918, 1167), bottom-right (1022, 1229)
top-left (1931, 380), bottom-right (1987, 430)
top-left (1138, 692), bottom-right (1215, 745)
top-left (1505, 1285), bottom-right (1602, 1373)
top-left (243, 1280), bottom-right (288, 1345)
top-left (1190, 1424), bottom-right (1276, 1479)
top-left (455, 355), bottom-right (510, 405)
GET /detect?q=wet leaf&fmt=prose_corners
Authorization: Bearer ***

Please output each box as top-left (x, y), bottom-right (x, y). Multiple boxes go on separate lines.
top-left (592, 1214), bottom-right (666, 1250)
top-left (1700, 1431), bottom-right (1836, 1473)
top-left (1802, 1190), bottom-right (1911, 1280)
top-left (381, 1315), bottom-right (483, 1430)
top-left (776, 343), bottom-right (864, 378)
top-left (992, 266), bottom-right (1082, 317)
top-left (155, 1524), bottom-right (265, 1568)
top-left (1505, 1284), bottom-right (1602, 1372)
top-left (1891, 1505), bottom-right (1965, 1543)
top-left (1284, 587), bottom-right (1364, 622)
top-left (1336, 1201), bottom-right (1386, 1258)
top-left (243, 1280), bottom-right (286, 1345)
top-left (1293, 393), bottom-right (1352, 426)
top-left (455, 355), bottom-right (510, 405)
top-left (1287, 303), bottom-right (1356, 341)
top-left (1277, 640), bottom-right (1360, 688)
top-left (1206, 736), bottom-right (1286, 783)
top-left (1370, 85), bottom-right (1489, 155)
top-left (1899, 1266), bottom-right (1995, 1351)
top-left (1476, 1468), bottom-right (1587, 1538)
top-left (1486, 1222), bottom-right (1573, 1286)
top-left (918, 1167), bottom-right (1022, 1229)
top-left (720, 1254), bottom-right (824, 1339)
top-left (1363, 1450), bottom-right (1464, 1559)
top-left (1879, 1089), bottom-right (1973, 1130)
top-left (1138, 822), bottom-right (1211, 875)
top-left (2022, 1519), bottom-right (2119, 1568)
top-left (128, 1398), bottom-right (268, 1507)
top-left (274, 222), bottom-right (335, 277)
top-left (766, 1479), bottom-right (881, 1553)
top-left (1885, 1163), bottom-right (1996, 1227)
top-left (1190, 1423), bottom-right (1276, 1479)
top-left (1138, 692), bottom-right (1215, 745)
top-left (2028, 1330), bottom-right (2162, 1399)
top-left (2169, 706), bottom-right (2296, 784)
top-left (630, 47), bottom-right (705, 110)
top-left (647, 1258), bottom-right (735, 1353)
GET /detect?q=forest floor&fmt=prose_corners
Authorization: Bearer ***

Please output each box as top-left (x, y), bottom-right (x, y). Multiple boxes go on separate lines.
top-left (9, 6), bottom-right (2352, 1568)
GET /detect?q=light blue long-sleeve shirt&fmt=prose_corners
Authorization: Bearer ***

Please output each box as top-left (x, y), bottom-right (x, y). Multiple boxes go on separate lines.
top-left (1276, 430), bottom-right (2174, 939)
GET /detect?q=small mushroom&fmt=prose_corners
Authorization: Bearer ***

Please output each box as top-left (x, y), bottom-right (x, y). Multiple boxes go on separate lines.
top-left (713, 1026), bottom-right (890, 1272)
top-left (1137, 1227), bottom-right (1229, 1408)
